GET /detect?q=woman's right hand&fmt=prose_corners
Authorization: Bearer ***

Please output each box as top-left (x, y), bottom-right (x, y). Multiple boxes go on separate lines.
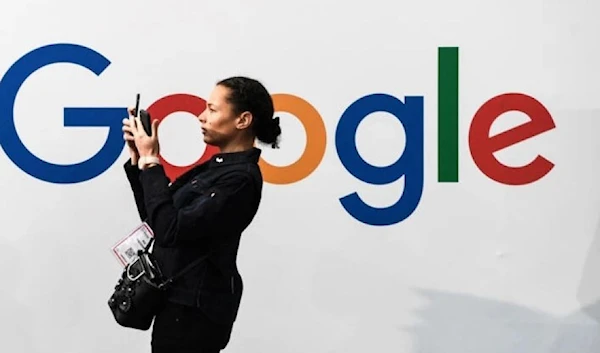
top-left (123, 107), bottom-right (139, 164)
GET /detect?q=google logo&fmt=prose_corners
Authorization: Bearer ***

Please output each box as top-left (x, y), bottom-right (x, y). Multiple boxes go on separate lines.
top-left (0, 43), bottom-right (555, 226)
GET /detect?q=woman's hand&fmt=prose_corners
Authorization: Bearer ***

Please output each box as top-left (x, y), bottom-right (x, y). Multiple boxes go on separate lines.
top-left (129, 111), bottom-right (160, 158)
top-left (122, 107), bottom-right (139, 164)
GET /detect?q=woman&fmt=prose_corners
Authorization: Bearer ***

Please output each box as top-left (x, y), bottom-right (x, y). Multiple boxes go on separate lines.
top-left (121, 76), bottom-right (282, 352)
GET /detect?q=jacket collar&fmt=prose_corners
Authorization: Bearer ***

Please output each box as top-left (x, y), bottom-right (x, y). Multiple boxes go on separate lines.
top-left (208, 147), bottom-right (261, 168)
top-left (168, 147), bottom-right (262, 191)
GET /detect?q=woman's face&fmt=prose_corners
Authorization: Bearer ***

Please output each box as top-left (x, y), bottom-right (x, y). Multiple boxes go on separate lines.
top-left (198, 84), bottom-right (249, 147)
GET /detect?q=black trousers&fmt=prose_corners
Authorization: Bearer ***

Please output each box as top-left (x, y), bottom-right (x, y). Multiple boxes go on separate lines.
top-left (151, 301), bottom-right (231, 353)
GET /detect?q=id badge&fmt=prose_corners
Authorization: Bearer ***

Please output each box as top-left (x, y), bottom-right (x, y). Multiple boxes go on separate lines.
top-left (111, 222), bottom-right (154, 267)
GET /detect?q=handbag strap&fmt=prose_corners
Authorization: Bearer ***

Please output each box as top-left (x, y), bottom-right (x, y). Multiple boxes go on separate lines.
top-left (142, 238), bottom-right (211, 289)
top-left (160, 251), bottom-right (212, 288)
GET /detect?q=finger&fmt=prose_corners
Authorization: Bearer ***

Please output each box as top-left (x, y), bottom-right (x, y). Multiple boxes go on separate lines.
top-left (122, 119), bottom-right (134, 132)
top-left (128, 116), bottom-right (137, 133)
top-left (129, 117), bottom-right (139, 134)
top-left (123, 133), bottom-right (135, 141)
top-left (123, 116), bottom-right (133, 127)
top-left (135, 117), bottom-right (147, 136)
top-left (151, 119), bottom-right (159, 137)
top-left (122, 125), bottom-right (133, 134)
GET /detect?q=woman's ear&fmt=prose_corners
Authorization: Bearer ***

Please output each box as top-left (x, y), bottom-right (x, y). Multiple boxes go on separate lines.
top-left (236, 111), bottom-right (253, 130)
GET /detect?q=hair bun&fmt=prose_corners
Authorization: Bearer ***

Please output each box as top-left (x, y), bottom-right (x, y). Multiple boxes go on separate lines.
top-left (268, 116), bottom-right (281, 148)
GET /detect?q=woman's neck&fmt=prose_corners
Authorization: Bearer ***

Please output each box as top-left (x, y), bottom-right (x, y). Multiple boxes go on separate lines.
top-left (219, 139), bottom-right (255, 154)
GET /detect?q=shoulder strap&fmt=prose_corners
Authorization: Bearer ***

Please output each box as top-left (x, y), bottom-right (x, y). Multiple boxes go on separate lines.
top-left (160, 251), bottom-right (211, 288)
top-left (142, 238), bottom-right (211, 289)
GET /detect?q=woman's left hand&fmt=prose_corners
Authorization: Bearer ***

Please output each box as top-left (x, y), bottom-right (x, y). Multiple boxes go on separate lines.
top-left (130, 116), bottom-right (160, 157)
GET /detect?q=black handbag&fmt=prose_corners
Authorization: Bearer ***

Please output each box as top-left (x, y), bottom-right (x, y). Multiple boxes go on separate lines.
top-left (108, 238), bottom-right (209, 331)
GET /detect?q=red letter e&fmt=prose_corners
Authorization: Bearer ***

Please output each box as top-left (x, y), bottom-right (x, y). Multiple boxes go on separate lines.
top-left (469, 93), bottom-right (555, 185)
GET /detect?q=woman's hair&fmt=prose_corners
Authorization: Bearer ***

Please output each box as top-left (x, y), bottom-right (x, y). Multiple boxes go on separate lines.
top-left (217, 76), bottom-right (282, 148)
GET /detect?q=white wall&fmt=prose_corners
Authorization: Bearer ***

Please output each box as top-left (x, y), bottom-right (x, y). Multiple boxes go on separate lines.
top-left (0, 0), bottom-right (599, 352)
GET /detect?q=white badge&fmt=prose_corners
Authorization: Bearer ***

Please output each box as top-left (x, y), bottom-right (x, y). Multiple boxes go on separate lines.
top-left (111, 222), bottom-right (154, 267)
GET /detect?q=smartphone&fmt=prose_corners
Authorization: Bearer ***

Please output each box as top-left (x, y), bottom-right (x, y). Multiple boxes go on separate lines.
top-left (139, 109), bottom-right (152, 136)
top-left (133, 93), bottom-right (140, 117)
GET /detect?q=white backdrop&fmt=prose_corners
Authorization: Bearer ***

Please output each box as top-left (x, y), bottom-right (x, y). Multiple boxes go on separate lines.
top-left (0, 0), bottom-right (599, 352)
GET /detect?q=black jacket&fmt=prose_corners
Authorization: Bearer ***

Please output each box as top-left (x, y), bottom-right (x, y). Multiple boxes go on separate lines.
top-left (124, 147), bottom-right (263, 326)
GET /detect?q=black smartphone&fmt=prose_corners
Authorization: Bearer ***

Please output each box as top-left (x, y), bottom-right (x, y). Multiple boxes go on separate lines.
top-left (139, 109), bottom-right (152, 136)
top-left (133, 93), bottom-right (140, 117)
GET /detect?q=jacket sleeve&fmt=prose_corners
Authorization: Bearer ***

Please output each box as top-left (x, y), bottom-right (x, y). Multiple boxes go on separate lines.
top-left (123, 159), bottom-right (148, 221)
top-left (138, 164), bottom-right (256, 248)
